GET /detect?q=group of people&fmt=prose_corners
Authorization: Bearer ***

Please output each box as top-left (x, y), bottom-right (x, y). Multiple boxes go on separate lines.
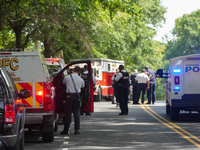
top-left (111, 65), bottom-right (156, 115)
top-left (60, 63), bottom-right (156, 135)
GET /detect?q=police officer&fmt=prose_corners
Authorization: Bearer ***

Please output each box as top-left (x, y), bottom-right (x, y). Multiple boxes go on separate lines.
top-left (61, 66), bottom-right (85, 135)
top-left (131, 69), bottom-right (139, 104)
top-left (111, 68), bottom-right (119, 106)
top-left (135, 69), bottom-right (150, 104)
top-left (81, 65), bottom-right (97, 115)
top-left (115, 65), bottom-right (129, 115)
top-left (145, 66), bottom-right (156, 104)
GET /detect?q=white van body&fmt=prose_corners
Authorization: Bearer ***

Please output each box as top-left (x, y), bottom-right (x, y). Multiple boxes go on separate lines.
top-left (165, 54), bottom-right (200, 120)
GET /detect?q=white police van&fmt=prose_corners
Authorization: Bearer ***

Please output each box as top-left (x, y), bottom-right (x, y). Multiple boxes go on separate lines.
top-left (157, 54), bottom-right (200, 121)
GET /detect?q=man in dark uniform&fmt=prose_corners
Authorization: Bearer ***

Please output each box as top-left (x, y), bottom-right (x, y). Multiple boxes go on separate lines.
top-left (145, 66), bottom-right (156, 104)
top-left (115, 65), bottom-right (129, 115)
top-left (131, 69), bottom-right (139, 104)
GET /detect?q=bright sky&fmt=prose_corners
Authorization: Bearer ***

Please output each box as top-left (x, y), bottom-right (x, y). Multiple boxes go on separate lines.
top-left (155, 0), bottom-right (200, 42)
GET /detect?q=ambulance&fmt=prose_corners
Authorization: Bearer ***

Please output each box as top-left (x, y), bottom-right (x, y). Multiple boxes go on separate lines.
top-left (0, 48), bottom-right (57, 142)
top-left (70, 58), bottom-right (124, 101)
top-left (157, 54), bottom-right (200, 121)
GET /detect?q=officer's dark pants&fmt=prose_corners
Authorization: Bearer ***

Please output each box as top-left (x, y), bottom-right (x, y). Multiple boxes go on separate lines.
top-left (118, 84), bottom-right (129, 114)
top-left (147, 83), bottom-right (156, 103)
top-left (112, 85), bottom-right (119, 104)
top-left (132, 82), bottom-right (138, 104)
top-left (137, 83), bottom-right (147, 104)
top-left (63, 94), bottom-right (80, 132)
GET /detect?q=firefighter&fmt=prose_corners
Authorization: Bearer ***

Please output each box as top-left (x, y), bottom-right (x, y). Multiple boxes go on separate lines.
top-left (81, 65), bottom-right (97, 115)
top-left (115, 65), bottom-right (130, 115)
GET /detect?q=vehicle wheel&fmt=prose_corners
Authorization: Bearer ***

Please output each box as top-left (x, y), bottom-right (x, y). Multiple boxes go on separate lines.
top-left (94, 88), bottom-right (102, 102)
top-left (54, 121), bottom-right (58, 132)
top-left (170, 107), bottom-right (179, 121)
top-left (166, 104), bottom-right (170, 114)
top-left (42, 130), bottom-right (54, 142)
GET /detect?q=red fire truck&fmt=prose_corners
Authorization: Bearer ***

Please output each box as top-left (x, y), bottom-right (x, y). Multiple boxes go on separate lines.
top-left (70, 58), bottom-right (124, 101)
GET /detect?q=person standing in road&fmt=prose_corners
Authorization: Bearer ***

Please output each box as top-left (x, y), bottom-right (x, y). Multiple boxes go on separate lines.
top-left (145, 66), bottom-right (156, 104)
top-left (131, 69), bottom-right (139, 104)
top-left (61, 66), bottom-right (85, 135)
top-left (135, 69), bottom-right (150, 104)
top-left (111, 68), bottom-right (119, 107)
top-left (81, 65), bottom-right (97, 115)
top-left (115, 65), bottom-right (129, 115)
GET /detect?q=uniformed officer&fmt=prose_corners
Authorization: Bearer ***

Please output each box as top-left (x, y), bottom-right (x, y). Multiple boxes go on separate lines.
top-left (111, 68), bottom-right (119, 106)
top-left (115, 65), bottom-right (129, 115)
top-left (135, 69), bottom-right (150, 104)
top-left (80, 65), bottom-right (97, 115)
top-left (131, 69), bottom-right (139, 104)
top-left (145, 66), bottom-right (156, 104)
top-left (60, 66), bottom-right (85, 135)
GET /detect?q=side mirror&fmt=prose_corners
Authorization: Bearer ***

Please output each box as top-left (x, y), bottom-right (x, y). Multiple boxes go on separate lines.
top-left (19, 89), bottom-right (31, 98)
top-left (156, 69), bottom-right (164, 78)
top-left (156, 69), bottom-right (168, 78)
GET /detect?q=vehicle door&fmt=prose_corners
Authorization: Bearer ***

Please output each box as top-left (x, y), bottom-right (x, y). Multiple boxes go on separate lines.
top-left (53, 61), bottom-right (94, 116)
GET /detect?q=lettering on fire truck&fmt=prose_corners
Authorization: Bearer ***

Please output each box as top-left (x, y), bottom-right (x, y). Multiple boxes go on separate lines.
top-left (0, 58), bottom-right (20, 81)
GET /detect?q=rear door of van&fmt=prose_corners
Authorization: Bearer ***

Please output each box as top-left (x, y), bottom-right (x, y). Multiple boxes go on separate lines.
top-left (53, 60), bottom-right (94, 117)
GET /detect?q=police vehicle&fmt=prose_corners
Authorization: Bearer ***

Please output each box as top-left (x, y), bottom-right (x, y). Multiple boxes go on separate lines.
top-left (157, 54), bottom-right (200, 120)
top-left (0, 47), bottom-right (57, 142)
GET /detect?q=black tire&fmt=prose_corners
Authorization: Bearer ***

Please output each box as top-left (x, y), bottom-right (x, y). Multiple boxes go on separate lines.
top-left (42, 130), bottom-right (54, 142)
top-left (166, 104), bottom-right (170, 114)
top-left (94, 88), bottom-right (102, 102)
top-left (170, 107), bottom-right (179, 121)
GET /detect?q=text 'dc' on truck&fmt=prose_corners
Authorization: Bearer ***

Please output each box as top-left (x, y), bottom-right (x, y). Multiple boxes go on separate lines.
top-left (157, 54), bottom-right (200, 121)
top-left (70, 58), bottom-right (124, 101)
top-left (0, 47), bottom-right (58, 142)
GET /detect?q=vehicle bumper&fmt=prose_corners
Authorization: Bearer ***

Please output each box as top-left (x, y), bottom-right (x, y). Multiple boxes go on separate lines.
top-left (171, 94), bottom-right (200, 110)
top-left (25, 112), bottom-right (54, 125)
top-left (0, 134), bottom-right (17, 148)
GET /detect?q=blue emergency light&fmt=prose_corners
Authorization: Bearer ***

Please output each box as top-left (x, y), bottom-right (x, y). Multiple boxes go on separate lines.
top-left (174, 86), bottom-right (180, 91)
top-left (173, 69), bottom-right (181, 73)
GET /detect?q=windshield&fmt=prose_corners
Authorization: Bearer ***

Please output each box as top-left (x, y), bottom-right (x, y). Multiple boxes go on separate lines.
top-left (47, 65), bottom-right (63, 78)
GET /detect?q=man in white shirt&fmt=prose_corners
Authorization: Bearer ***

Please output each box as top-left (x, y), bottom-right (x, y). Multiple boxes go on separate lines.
top-left (61, 66), bottom-right (85, 135)
top-left (135, 69), bottom-right (150, 104)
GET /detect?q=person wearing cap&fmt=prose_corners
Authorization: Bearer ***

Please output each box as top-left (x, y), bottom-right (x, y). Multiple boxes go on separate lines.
top-left (135, 69), bottom-right (150, 104)
top-left (145, 66), bottom-right (156, 104)
top-left (131, 69), bottom-right (139, 104)
top-left (115, 65), bottom-right (130, 115)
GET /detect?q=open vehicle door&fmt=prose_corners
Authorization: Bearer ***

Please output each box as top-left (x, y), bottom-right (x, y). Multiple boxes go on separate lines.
top-left (52, 60), bottom-right (94, 119)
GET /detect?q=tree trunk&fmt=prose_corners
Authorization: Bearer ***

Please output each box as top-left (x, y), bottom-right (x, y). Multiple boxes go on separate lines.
top-left (44, 39), bottom-right (51, 58)
top-left (15, 27), bottom-right (22, 48)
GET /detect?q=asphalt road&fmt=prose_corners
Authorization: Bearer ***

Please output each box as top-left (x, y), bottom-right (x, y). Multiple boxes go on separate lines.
top-left (24, 101), bottom-right (200, 150)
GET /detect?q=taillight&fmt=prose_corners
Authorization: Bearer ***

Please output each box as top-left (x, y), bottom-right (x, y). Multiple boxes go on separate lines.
top-left (174, 76), bottom-right (180, 85)
top-left (4, 104), bottom-right (15, 123)
top-left (43, 82), bottom-right (52, 112)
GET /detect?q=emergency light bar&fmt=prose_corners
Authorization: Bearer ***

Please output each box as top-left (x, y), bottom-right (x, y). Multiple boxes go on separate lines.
top-left (173, 69), bottom-right (181, 73)
top-left (0, 48), bottom-right (24, 51)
